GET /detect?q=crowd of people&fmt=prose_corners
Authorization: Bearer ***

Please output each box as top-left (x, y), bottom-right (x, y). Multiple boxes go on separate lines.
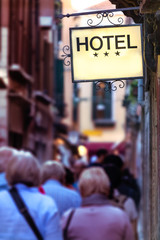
top-left (0, 145), bottom-right (141, 240)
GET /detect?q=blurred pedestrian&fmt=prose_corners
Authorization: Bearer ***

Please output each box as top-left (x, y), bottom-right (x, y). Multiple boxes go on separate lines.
top-left (0, 150), bottom-right (63, 240)
top-left (41, 160), bottom-right (81, 217)
top-left (104, 154), bottom-right (141, 209)
top-left (61, 167), bottom-right (134, 240)
top-left (96, 148), bottom-right (108, 164)
top-left (103, 154), bottom-right (124, 169)
top-left (0, 146), bottom-right (18, 191)
top-left (89, 148), bottom-right (108, 167)
top-left (118, 168), bottom-right (141, 209)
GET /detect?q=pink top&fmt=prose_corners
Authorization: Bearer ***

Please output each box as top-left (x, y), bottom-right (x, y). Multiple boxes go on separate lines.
top-left (61, 204), bottom-right (135, 240)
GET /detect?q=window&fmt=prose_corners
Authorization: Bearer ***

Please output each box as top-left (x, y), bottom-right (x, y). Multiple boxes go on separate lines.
top-left (92, 83), bottom-right (115, 126)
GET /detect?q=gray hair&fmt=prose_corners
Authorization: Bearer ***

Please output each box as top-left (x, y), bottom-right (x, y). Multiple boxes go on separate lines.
top-left (79, 167), bottom-right (110, 198)
top-left (6, 150), bottom-right (40, 187)
top-left (0, 146), bottom-right (18, 173)
top-left (41, 160), bottom-right (66, 184)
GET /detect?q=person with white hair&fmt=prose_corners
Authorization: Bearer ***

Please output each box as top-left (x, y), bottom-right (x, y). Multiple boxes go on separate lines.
top-left (41, 160), bottom-right (81, 217)
top-left (0, 146), bottom-right (18, 191)
top-left (61, 167), bottom-right (135, 240)
top-left (0, 150), bottom-right (63, 240)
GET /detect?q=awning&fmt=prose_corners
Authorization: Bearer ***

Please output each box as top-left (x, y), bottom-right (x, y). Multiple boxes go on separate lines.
top-left (84, 141), bottom-right (126, 158)
top-left (84, 142), bottom-right (114, 158)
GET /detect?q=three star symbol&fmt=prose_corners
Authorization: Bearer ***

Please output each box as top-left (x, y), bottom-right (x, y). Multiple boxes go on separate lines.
top-left (93, 51), bottom-right (121, 57)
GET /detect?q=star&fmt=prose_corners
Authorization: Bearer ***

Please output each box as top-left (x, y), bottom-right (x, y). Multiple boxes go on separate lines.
top-left (93, 52), bottom-right (98, 57)
top-left (115, 51), bottom-right (120, 56)
top-left (104, 52), bottom-right (109, 56)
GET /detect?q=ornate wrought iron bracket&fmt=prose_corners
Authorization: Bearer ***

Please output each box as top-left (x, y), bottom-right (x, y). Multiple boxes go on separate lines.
top-left (59, 7), bottom-right (139, 27)
top-left (94, 80), bottom-right (126, 92)
top-left (87, 11), bottom-right (125, 27)
top-left (61, 45), bottom-right (71, 66)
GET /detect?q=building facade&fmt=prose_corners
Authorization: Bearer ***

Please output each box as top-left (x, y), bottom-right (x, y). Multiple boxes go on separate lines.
top-left (140, 1), bottom-right (160, 239)
top-left (0, 0), bottom-right (63, 162)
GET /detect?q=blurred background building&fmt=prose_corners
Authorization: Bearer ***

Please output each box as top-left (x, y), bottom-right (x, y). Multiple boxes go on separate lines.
top-left (0, 0), bottom-right (66, 162)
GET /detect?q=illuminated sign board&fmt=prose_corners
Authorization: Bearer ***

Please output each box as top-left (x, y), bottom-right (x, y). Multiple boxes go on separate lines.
top-left (70, 25), bottom-right (143, 82)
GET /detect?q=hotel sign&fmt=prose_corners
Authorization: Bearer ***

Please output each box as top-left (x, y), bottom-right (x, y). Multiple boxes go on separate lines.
top-left (70, 25), bottom-right (143, 82)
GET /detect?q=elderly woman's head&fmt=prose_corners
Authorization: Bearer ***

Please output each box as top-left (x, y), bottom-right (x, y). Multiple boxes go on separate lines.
top-left (41, 160), bottom-right (66, 184)
top-left (0, 146), bottom-right (18, 173)
top-left (79, 167), bottom-right (110, 198)
top-left (6, 150), bottom-right (40, 187)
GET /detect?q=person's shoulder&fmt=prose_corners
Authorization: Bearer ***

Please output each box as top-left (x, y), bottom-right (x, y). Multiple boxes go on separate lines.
top-left (124, 196), bottom-right (135, 209)
top-left (35, 190), bottom-right (58, 210)
top-left (40, 191), bottom-right (56, 203)
top-left (62, 185), bottom-right (81, 197)
top-left (104, 203), bottom-right (127, 216)
top-left (104, 204), bottom-right (131, 225)
top-left (123, 196), bottom-right (138, 219)
top-left (123, 196), bottom-right (137, 212)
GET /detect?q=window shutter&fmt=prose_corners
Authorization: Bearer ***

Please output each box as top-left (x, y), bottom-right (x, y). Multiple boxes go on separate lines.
top-left (55, 59), bottom-right (64, 117)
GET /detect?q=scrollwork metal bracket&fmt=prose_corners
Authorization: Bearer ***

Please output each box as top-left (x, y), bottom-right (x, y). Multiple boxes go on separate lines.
top-left (61, 45), bottom-right (71, 66)
top-left (94, 80), bottom-right (126, 92)
top-left (87, 11), bottom-right (124, 27)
